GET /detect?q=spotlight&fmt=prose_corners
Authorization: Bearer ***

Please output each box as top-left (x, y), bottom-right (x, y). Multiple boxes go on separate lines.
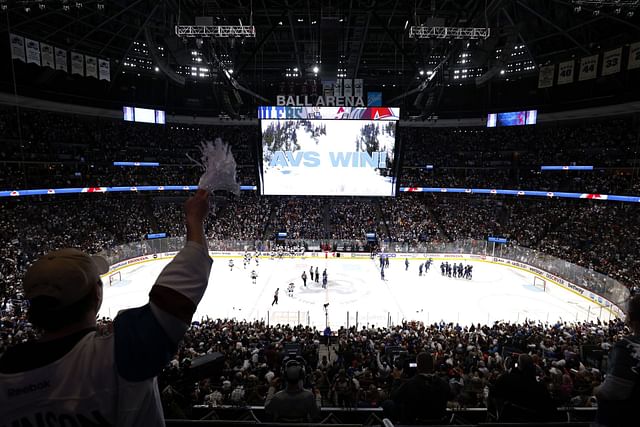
top-left (593, 9), bottom-right (600, 15)
top-left (419, 70), bottom-right (425, 75)
top-left (228, 69), bottom-right (233, 74)
top-left (574, 5), bottom-right (582, 12)
top-left (614, 7), bottom-right (622, 14)
top-left (628, 10), bottom-right (635, 17)
top-left (312, 65), bottom-right (319, 73)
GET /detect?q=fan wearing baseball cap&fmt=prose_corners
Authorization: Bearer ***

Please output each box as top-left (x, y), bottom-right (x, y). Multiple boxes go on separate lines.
top-left (0, 189), bottom-right (212, 426)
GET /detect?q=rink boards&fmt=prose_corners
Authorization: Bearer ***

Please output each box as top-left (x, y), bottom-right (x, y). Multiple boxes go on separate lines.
top-left (101, 250), bottom-right (624, 320)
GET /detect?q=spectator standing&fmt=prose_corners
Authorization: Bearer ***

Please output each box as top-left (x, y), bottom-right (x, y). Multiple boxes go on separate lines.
top-left (0, 190), bottom-right (212, 426)
top-left (594, 294), bottom-right (640, 427)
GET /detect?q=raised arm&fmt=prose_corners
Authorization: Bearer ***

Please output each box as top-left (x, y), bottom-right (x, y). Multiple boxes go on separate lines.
top-left (114, 190), bottom-right (213, 381)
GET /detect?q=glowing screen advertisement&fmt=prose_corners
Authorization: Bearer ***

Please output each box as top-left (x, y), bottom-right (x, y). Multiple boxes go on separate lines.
top-left (259, 107), bottom-right (400, 196)
top-left (487, 109), bottom-right (537, 127)
top-left (123, 106), bottom-right (166, 124)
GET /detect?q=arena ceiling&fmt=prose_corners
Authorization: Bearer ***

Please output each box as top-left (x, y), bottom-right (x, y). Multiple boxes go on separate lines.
top-left (1, 0), bottom-right (639, 116)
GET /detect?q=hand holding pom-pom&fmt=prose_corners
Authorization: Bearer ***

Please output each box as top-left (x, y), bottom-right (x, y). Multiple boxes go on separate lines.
top-left (188, 139), bottom-right (240, 195)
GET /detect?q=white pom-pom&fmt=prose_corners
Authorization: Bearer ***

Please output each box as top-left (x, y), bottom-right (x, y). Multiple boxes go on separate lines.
top-left (187, 138), bottom-right (240, 195)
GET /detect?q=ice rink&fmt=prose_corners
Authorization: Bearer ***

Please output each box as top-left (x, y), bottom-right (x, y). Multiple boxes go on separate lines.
top-left (99, 255), bottom-right (613, 328)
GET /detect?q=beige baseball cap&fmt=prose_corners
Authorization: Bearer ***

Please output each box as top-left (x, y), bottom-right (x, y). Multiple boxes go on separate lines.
top-left (23, 248), bottom-right (109, 307)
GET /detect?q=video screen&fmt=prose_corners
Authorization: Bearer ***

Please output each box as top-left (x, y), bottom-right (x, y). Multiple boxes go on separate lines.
top-left (123, 106), bottom-right (166, 124)
top-left (258, 108), bottom-right (399, 196)
top-left (487, 110), bottom-right (537, 127)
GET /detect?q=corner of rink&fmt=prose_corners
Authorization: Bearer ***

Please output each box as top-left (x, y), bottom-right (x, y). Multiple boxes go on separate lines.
top-left (98, 250), bottom-right (623, 328)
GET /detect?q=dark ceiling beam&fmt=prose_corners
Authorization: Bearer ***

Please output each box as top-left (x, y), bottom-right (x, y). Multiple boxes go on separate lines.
top-left (377, 0), bottom-right (399, 55)
top-left (371, 9), bottom-right (419, 73)
top-left (527, 17), bottom-right (604, 43)
top-left (550, 0), bottom-right (640, 32)
top-left (285, 0), bottom-right (303, 75)
top-left (70, 0), bottom-right (147, 50)
top-left (515, 0), bottom-right (590, 55)
top-left (354, 11), bottom-right (372, 79)
top-left (110, 3), bottom-right (162, 88)
top-left (261, 0), bottom-right (281, 53)
top-left (235, 9), bottom-right (289, 76)
top-left (500, 8), bottom-right (538, 68)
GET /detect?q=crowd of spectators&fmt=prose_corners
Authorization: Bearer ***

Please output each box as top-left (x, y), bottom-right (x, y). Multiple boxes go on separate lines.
top-left (1, 106), bottom-right (640, 421)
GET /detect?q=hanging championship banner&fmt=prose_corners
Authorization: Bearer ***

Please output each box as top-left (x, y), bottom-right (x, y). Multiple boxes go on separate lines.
top-left (10, 34), bottom-right (26, 62)
top-left (334, 79), bottom-right (343, 97)
top-left (55, 47), bottom-right (68, 72)
top-left (99, 59), bottom-right (110, 81)
top-left (85, 56), bottom-right (97, 78)
top-left (25, 38), bottom-right (41, 65)
top-left (71, 52), bottom-right (84, 76)
top-left (579, 55), bottom-right (598, 81)
top-left (602, 48), bottom-right (622, 76)
top-left (354, 79), bottom-right (363, 97)
top-left (537, 64), bottom-right (555, 88)
top-left (40, 43), bottom-right (54, 68)
top-left (343, 79), bottom-right (353, 97)
top-left (628, 41), bottom-right (640, 70)
top-left (323, 82), bottom-right (333, 97)
top-left (557, 60), bottom-right (575, 85)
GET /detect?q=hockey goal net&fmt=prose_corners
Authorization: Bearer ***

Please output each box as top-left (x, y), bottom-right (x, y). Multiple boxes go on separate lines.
top-left (108, 271), bottom-right (121, 286)
top-left (532, 276), bottom-right (547, 292)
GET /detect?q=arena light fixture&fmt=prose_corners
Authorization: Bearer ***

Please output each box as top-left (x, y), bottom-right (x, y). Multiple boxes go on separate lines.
top-left (409, 26), bottom-right (491, 40)
top-left (175, 25), bottom-right (256, 38)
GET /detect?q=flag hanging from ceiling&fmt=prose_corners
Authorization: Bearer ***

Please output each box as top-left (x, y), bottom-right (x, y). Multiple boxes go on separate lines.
top-left (98, 59), bottom-right (110, 81)
top-left (537, 64), bottom-right (555, 88)
top-left (628, 41), bottom-right (640, 70)
top-left (25, 38), bottom-right (41, 65)
top-left (54, 47), bottom-right (68, 72)
top-left (557, 60), bottom-right (574, 85)
top-left (10, 34), bottom-right (26, 62)
top-left (602, 48), bottom-right (622, 76)
top-left (85, 56), bottom-right (97, 78)
top-left (71, 52), bottom-right (84, 76)
top-left (41, 43), bottom-right (54, 68)
top-left (578, 54), bottom-right (598, 81)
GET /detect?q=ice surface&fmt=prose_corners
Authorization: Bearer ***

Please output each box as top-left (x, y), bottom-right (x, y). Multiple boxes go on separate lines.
top-left (99, 255), bottom-right (612, 328)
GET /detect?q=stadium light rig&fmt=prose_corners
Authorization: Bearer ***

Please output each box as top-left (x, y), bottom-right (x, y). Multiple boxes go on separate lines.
top-left (409, 26), bottom-right (490, 40)
top-left (175, 25), bottom-right (256, 38)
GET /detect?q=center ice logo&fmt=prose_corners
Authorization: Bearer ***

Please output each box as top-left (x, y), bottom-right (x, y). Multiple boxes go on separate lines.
top-left (269, 151), bottom-right (387, 168)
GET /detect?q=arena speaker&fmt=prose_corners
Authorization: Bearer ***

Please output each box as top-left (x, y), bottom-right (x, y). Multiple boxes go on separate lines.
top-left (144, 27), bottom-right (185, 86)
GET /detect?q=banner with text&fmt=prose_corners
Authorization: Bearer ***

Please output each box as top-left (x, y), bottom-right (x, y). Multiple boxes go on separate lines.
top-left (71, 52), bottom-right (84, 76)
top-left (628, 41), bottom-right (640, 70)
top-left (98, 59), bottom-right (110, 81)
top-left (25, 38), bottom-right (40, 65)
top-left (10, 34), bottom-right (25, 62)
top-left (602, 48), bottom-right (622, 76)
top-left (343, 79), bottom-right (353, 97)
top-left (85, 56), bottom-right (97, 78)
top-left (537, 65), bottom-right (555, 88)
top-left (55, 47), bottom-right (67, 72)
top-left (557, 60), bottom-right (575, 85)
top-left (41, 43), bottom-right (54, 68)
top-left (354, 79), bottom-right (363, 97)
top-left (579, 54), bottom-right (598, 81)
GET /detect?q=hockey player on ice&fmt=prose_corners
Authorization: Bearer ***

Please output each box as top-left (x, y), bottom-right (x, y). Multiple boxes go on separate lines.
top-left (288, 282), bottom-right (295, 297)
top-left (251, 270), bottom-right (258, 284)
top-left (301, 271), bottom-right (307, 287)
top-left (405, 258), bottom-right (409, 271)
top-left (271, 288), bottom-right (279, 306)
top-left (228, 259), bottom-right (234, 271)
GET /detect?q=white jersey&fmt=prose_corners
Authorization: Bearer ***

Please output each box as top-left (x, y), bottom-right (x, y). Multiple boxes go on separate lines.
top-left (0, 242), bottom-right (213, 427)
top-left (0, 331), bottom-right (161, 426)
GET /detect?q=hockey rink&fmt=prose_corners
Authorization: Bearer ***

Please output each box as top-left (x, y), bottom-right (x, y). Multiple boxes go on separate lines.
top-left (99, 255), bottom-right (614, 328)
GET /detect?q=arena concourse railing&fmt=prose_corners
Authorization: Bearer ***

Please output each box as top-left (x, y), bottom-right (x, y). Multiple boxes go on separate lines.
top-left (97, 238), bottom-right (629, 324)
